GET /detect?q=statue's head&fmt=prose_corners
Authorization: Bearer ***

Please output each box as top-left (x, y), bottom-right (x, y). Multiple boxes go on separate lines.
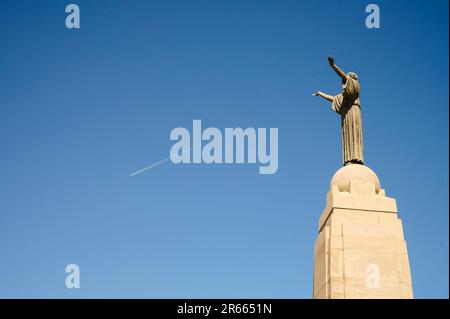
top-left (348, 72), bottom-right (359, 80)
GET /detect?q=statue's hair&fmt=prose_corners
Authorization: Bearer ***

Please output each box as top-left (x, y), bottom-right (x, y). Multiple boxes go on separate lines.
top-left (348, 72), bottom-right (359, 80)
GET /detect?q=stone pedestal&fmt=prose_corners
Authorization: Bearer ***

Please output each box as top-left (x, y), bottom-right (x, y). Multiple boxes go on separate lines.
top-left (313, 164), bottom-right (413, 299)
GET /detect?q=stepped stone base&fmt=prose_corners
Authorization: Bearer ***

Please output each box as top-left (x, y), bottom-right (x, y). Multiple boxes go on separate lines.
top-left (313, 164), bottom-right (413, 299)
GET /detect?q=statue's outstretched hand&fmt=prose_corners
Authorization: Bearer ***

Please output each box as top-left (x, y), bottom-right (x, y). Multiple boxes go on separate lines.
top-left (312, 91), bottom-right (321, 96)
top-left (328, 56), bottom-right (335, 66)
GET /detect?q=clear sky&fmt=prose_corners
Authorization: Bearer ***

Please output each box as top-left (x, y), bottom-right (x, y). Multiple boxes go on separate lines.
top-left (0, 0), bottom-right (448, 298)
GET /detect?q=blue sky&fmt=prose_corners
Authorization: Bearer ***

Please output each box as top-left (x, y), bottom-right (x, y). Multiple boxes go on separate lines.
top-left (0, 0), bottom-right (448, 298)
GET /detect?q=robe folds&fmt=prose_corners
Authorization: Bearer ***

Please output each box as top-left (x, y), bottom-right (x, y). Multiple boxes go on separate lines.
top-left (332, 75), bottom-right (364, 165)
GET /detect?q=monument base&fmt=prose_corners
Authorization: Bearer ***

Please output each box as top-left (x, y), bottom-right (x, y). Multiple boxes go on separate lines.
top-left (313, 164), bottom-right (413, 299)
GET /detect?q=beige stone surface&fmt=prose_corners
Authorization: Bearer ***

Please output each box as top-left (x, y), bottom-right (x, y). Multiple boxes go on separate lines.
top-left (313, 165), bottom-right (413, 299)
top-left (331, 164), bottom-right (381, 192)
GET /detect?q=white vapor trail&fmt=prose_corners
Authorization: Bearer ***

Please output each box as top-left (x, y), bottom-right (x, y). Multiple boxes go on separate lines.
top-left (129, 157), bottom-right (171, 176)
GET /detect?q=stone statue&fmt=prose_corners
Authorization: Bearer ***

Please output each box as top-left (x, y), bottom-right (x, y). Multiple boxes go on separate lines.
top-left (313, 57), bottom-right (364, 166)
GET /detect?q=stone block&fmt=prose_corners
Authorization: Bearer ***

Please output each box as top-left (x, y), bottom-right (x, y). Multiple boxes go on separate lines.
top-left (343, 249), bottom-right (401, 283)
top-left (313, 169), bottom-right (413, 299)
top-left (330, 249), bottom-right (344, 278)
top-left (344, 278), bottom-right (402, 298)
top-left (342, 222), bottom-right (404, 240)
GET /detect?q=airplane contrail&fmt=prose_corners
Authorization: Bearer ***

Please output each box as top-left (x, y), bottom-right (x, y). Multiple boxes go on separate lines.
top-left (129, 157), bottom-right (171, 176)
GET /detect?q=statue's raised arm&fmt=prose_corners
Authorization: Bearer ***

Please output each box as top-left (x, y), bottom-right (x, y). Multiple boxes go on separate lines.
top-left (328, 56), bottom-right (347, 80)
